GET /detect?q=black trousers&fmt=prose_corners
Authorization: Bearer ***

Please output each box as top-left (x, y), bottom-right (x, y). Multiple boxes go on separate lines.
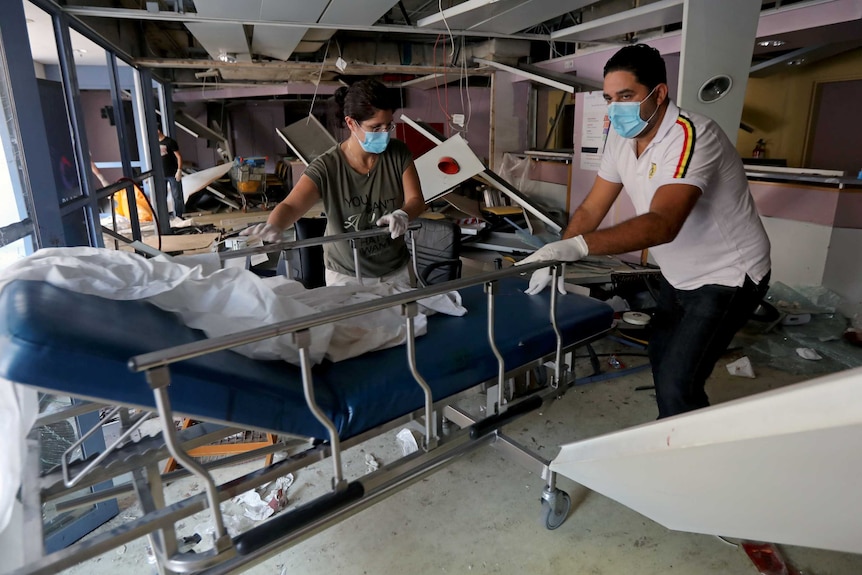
top-left (167, 177), bottom-right (184, 217)
top-left (648, 271), bottom-right (770, 418)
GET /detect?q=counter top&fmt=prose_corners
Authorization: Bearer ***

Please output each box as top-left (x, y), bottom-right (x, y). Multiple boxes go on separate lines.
top-left (746, 169), bottom-right (862, 189)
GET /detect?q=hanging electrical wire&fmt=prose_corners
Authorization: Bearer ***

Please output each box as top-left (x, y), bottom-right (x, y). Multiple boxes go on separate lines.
top-left (308, 39), bottom-right (331, 125)
top-left (433, 34), bottom-right (452, 136)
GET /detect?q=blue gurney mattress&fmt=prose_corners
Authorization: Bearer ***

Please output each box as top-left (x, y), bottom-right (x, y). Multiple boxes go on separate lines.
top-left (0, 277), bottom-right (613, 440)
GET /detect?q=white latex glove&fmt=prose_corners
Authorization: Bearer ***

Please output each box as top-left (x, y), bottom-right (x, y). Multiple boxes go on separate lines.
top-left (240, 222), bottom-right (284, 243)
top-left (376, 209), bottom-right (409, 239)
top-left (524, 267), bottom-right (566, 296)
top-left (515, 235), bottom-right (589, 296)
top-left (175, 170), bottom-right (183, 181)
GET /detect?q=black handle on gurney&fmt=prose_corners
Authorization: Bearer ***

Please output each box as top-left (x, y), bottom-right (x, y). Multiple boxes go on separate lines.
top-left (469, 395), bottom-right (543, 440)
top-left (234, 481), bottom-right (365, 556)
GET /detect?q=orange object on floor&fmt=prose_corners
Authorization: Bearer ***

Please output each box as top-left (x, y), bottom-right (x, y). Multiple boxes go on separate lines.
top-left (162, 418), bottom-right (277, 473)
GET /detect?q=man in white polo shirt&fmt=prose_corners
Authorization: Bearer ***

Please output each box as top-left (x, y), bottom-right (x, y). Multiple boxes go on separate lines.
top-left (518, 44), bottom-right (771, 418)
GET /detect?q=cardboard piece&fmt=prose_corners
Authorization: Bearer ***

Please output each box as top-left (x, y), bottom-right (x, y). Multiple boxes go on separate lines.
top-left (143, 232), bottom-right (220, 254)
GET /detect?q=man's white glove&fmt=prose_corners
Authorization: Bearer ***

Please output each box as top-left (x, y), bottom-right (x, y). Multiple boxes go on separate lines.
top-left (376, 209), bottom-right (409, 239)
top-left (515, 235), bottom-right (589, 296)
top-left (240, 222), bottom-right (284, 243)
top-left (175, 170), bottom-right (183, 181)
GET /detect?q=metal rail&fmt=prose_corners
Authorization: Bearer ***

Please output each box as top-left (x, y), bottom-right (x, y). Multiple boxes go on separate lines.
top-left (129, 260), bottom-right (565, 372)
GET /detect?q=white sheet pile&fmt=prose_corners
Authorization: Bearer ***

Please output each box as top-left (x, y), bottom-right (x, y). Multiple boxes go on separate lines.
top-left (0, 247), bottom-right (466, 365)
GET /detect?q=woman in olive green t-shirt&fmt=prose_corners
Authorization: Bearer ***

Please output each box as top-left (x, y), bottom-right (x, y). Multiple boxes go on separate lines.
top-left (242, 79), bottom-right (425, 284)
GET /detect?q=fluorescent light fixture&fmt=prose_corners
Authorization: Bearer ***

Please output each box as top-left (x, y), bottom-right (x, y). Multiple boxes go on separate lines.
top-left (218, 50), bottom-right (237, 63)
top-left (757, 39), bottom-right (786, 48)
top-left (474, 57), bottom-right (577, 93)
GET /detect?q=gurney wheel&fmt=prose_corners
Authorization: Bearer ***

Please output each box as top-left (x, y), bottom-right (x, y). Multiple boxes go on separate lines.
top-left (540, 490), bottom-right (571, 530)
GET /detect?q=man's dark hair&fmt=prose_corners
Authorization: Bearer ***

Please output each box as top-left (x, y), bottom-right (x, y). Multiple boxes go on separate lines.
top-left (603, 44), bottom-right (667, 90)
top-left (330, 79), bottom-right (397, 128)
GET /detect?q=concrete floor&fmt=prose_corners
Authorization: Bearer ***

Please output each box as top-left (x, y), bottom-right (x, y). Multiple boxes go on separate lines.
top-left (54, 335), bottom-right (862, 575)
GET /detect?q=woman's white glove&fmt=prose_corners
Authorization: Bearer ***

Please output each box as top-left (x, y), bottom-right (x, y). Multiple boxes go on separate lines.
top-left (240, 222), bottom-right (284, 243)
top-left (515, 235), bottom-right (589, 296)
top-left (376, 209), bottom-right (409, 239)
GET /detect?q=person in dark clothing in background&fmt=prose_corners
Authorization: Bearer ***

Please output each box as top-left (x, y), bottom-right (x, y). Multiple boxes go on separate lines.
top-left (157, 127), bottom-right (184, 218)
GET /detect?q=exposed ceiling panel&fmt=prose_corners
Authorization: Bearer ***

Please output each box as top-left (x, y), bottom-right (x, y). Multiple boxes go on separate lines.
top-left (193, 0), bottom-right (263, 19)
top-left (419, 0), bottom-right (600, 35)
top-left (319, 0), bottom-right (401, 25)
top-left (252, 26), bottom-right (309, 60)
top-left (260, 0), bottom-right (329, 22)
top-left (185, 22), bottom-right (249, 60)
top-left (191, 0), bottom-right (334, 61)
top-left (551, 0), bottom-right (684, 43)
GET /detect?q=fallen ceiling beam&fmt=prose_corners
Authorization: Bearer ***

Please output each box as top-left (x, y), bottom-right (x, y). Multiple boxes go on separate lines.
top-left (134, 58), bottom-right (489, 77)
top-left (474, 57), bottom-right (600, 92)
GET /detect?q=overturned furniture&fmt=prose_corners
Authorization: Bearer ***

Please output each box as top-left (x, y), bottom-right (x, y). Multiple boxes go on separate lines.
top-left (0, 231), bottom-right (613, 574)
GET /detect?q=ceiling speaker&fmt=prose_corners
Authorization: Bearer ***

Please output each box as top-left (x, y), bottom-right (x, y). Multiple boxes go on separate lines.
top-left (697, 74), bottom-right (733, 103)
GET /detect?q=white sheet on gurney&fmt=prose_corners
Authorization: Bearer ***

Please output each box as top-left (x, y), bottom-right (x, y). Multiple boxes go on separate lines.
top-left (0, 247), bottom-right (465, 365)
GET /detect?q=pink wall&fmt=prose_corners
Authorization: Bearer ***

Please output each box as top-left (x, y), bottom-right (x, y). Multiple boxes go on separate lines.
top-left (80, 90), bottom-right (124, 184)
top-left (174, 102), bottom-right (222, 171)
top-left (751, 181), bottom-right (862, 230)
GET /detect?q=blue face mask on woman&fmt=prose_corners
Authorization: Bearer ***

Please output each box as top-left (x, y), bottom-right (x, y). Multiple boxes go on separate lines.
top-left (607, 85), bottom-right (658, 139)
top-left (354, 128), bottom-right (390, 154)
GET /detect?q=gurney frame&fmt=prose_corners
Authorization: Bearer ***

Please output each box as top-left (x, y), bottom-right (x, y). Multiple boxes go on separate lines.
top-left (9, 233), bottom-right (609, 575)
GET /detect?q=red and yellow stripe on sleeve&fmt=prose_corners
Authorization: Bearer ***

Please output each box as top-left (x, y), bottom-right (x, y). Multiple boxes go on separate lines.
top-left (673, 116), bottom-right (696, 178)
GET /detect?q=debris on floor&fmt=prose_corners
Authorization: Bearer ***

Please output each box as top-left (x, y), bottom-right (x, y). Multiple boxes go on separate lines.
top-left (199, 473), bottom-right (295, 537)
top-left (746, 282), bottom-right (862, 376)
top-left (365, 452), bottom-right (380, 472)
top-left (795, 347), bottom-right (822, 361)
top-left (726, 356), bottom-right (756, 378)
top-left (396, 428), bottom-right (419, 455)
top-left (741, 540), bottom-right (803, 575)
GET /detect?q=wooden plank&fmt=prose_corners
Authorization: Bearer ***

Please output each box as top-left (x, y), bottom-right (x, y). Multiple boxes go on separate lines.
top-left (143, 232), bottom-right (220, 253)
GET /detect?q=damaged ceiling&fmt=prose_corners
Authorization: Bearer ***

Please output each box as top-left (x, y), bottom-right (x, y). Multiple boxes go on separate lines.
top-left (28, 0), bottom-right (862, 93)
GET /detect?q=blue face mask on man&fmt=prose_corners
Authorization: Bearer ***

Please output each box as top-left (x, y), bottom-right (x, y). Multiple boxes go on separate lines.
top-left (607, 85), bottom-right (659, 139)
top-left (354, 127), bottom-right (390, 154)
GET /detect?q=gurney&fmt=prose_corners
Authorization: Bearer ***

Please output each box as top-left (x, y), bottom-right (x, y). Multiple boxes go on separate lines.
top-left (0, 230), bottom-right (613, 575)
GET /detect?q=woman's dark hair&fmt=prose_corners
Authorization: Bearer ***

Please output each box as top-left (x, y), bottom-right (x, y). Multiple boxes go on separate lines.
top-left (330, 78), bottom-right (397, 128)
top-left (603, 44), bottom-right (667, 90)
